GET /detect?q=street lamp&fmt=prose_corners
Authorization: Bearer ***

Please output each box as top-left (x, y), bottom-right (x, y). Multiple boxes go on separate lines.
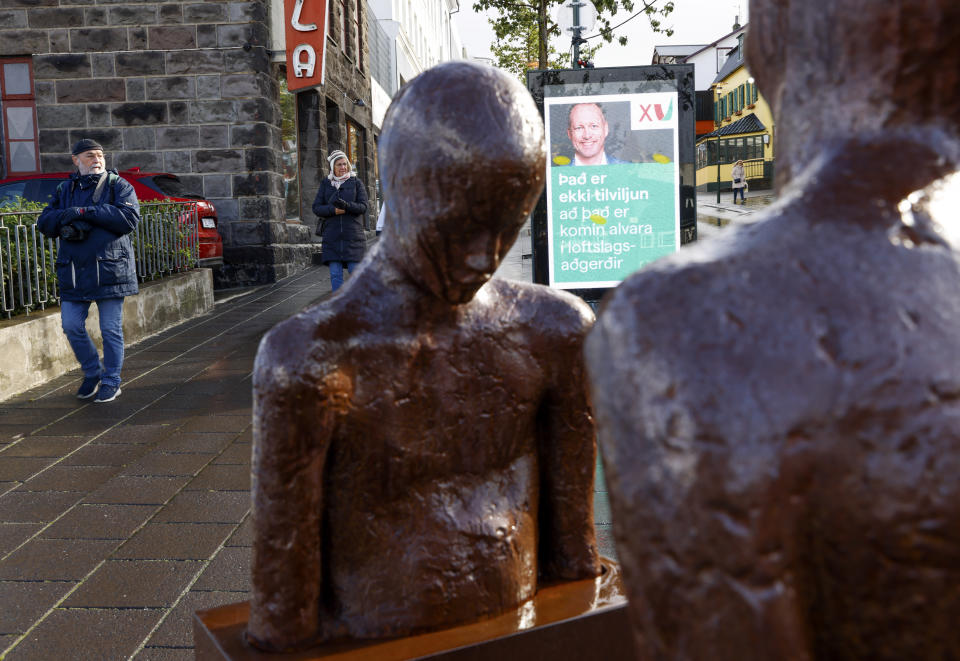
top-left (716, 133), bottom-right (722, 204)
top-left (714, 83), bottom-right (724, 204)
top-left (555, 0), bottom-right (596, 69)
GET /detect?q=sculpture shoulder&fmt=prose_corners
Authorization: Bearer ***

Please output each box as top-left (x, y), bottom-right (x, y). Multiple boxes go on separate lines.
top-left (485, 278), bottom-right (595, 340)
top-left (254, 305), bottom-right (346, 390)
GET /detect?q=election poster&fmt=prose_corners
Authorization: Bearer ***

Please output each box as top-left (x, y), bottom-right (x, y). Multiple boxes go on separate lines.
top-left (544, 92), bottom-right (680, 289)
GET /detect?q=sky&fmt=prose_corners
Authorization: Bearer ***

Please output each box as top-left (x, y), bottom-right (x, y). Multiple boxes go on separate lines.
top-left (452, 0), bottom-right (748, 69)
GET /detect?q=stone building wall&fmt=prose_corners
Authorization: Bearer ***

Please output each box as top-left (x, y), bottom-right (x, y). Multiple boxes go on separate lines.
top-left (0, 0), bottom-right (324, 288)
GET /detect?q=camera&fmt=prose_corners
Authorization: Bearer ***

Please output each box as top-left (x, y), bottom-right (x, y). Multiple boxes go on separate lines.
top-left (59, 221), bottom-right (90, 242)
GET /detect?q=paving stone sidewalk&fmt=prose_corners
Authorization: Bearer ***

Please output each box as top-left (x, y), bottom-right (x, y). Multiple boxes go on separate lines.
top-left (0, 267), bottom-right (335, 661)
top-left (0, 260), bottom-right (614, 661)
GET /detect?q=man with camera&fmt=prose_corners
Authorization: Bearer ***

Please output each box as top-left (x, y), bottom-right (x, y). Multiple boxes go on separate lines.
top-left (37, 138), bottom-right (141, 403)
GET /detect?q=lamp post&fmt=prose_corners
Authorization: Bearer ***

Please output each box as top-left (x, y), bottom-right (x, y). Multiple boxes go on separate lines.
top-left (716, 133), bottom-right (722, 204)
top-left (555, 0), bottom-right (595, 70)
top-left (572, 0), bottom-right (582, 68)
top-left (714, 83), bottom-right (724, 204)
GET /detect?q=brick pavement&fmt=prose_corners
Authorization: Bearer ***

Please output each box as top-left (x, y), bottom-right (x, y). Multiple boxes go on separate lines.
top-left (0, 259), bottom-right (614, 660)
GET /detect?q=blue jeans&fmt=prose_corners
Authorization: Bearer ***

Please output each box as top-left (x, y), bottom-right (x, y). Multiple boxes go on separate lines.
top-left (733, 187), bottom-right (745, 202)
top-left (328, 261), bottom-right (358, 291)
top-left (61, 298), bottom-right (125, 388)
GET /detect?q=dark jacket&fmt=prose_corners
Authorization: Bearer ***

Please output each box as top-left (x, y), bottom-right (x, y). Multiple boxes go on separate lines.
top-left (312, 176), bottom-right (368, 264)
top-left (37, 169), bottom-right (141, 301)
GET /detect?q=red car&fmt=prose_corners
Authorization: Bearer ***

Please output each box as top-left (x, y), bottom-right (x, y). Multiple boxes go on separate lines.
top-left (0, 168), bottom-right (223, 267)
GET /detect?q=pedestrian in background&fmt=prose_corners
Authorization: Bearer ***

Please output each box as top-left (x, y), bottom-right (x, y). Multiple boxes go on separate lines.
top-left (732, 159), bottom-right (747, 204)
top-left (313, 150), bottom-right (368, 292)
top-left (37, 139), bottom-right (141, 402)
top-left (375, 200), bottom-right (386, 237)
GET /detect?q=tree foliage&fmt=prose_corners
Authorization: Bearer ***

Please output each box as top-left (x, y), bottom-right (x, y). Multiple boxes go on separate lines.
top-left (474, 0), bottom-right (675, 78)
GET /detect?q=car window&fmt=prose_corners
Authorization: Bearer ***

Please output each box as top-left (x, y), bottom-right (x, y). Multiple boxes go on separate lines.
top-left (0, 181), bottom-right (27, 206)
top-left (25, 179), bottom-right (66, 206)
top-left (0, 178), bottom-right (67, 207)
top-left (143, 174), bottom-right (204, 200)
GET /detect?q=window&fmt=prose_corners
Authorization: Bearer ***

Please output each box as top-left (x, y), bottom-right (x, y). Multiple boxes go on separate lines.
top-left (695, 91), bottom-right (713, 122)
top-left (341, 0), bottom-right (362, 69)
top-left (354, 0), bottom-right (363, 71)
top-left (346, 119), bottom-right (363, 173)
top-left (278, 77), bottom-right (299, 221)
top-left (326, 98), bottom-right (340, 148)
top-left (1, 57), bottom-right (40, 176)
top-left (710, 135), bottom-right (765, 165)
top-left (339, 0), bottom-right (347, 54)
top-left (716, 47), bottom-right (731, 73)
top-left (328, 1), bottom-right (336, 44)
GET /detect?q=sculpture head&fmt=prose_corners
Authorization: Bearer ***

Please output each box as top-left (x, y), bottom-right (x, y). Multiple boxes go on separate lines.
top-left (378, 61), bottom-right (546, 304)
top-left (748, 0), bottom-right (960, 187)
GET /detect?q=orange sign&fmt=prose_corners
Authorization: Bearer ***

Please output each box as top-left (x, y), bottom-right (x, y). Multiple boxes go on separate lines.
top-left (284, 0), bottom-right (329, 92)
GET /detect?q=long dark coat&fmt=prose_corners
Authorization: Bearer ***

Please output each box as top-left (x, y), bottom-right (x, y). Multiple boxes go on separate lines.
top-left (312, 176), bottom-right (368, 264)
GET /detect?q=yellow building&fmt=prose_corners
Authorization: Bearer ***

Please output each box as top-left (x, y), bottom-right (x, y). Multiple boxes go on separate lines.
top-left (695, 37), bottom-right (775, 192)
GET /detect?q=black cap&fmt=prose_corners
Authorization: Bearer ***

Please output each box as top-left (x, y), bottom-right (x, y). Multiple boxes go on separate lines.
top-left (71, 138), bottom-right (104, 155)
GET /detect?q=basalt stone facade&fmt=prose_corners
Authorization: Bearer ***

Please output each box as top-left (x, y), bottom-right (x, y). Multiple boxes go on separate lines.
top-left (0, 0), bottom-right (357, 288)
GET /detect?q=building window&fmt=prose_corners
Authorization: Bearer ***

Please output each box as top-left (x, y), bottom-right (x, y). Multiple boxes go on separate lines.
top-left (339, 0), bottom-right (347, 54)
top-left (326, 98), bottom-right (340, 149)
top-left (353, 0), bottom-right (363, 71)
top-left (0, 57), bottom-right (40, 176)
top-left (278, 76), bottom-right (299, 221)
top-left (341, 0), bottom-right (362, 69)
top-left (346, 119), bottom-right (363, 174)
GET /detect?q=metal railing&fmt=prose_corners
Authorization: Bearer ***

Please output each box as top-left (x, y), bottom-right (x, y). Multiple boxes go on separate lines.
top-left (0, 201), bottom-right (199, 319)
top-left (744, 158), bottom-right (765, 179)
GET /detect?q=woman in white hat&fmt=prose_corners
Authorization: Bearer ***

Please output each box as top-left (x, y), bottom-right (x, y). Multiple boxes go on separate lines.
top-left (312, 150), bottom-right (369, 291)
top-left (731, 159), bottom-right (747, 204)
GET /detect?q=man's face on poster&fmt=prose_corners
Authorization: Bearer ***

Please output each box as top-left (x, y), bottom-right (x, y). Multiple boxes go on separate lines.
top-left (567, 104), bottom-right (608, 163)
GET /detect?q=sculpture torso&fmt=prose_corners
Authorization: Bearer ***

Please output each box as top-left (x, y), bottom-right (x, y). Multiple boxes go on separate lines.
top-left (252, 271), bottom-right (598, 645)
top-left (587, 168), bottom-right (960, 660)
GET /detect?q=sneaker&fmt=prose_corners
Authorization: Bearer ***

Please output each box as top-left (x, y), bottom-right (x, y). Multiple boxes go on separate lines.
top-left (94, 384), bottom-right (121, 403)
top-left (76, 376), bottom-right (100, 400)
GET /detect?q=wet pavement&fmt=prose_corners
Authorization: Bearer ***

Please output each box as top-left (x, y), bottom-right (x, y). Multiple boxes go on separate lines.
top-left (696, 189), bottom-right (776, 240)
top-left (0, 242), bottom-right (614, 660)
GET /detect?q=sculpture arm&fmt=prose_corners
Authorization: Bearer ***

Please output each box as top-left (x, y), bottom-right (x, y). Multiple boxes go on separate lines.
top-left (247, 329), bottom-right (332, 652)
top-left (536, 305), bottom-right (601, 581)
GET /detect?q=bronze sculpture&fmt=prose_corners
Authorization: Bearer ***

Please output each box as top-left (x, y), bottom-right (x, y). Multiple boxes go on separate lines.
top-left (585, 0), bottom-right (960, 658)
top-left (247, 61), bottom-right (601, 652)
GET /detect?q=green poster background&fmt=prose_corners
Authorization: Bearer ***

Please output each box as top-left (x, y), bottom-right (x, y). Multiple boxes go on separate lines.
top-left (549, 162), bottom-right (677, 288)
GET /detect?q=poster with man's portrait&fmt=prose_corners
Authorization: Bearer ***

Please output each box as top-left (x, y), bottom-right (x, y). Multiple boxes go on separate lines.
top-left (544, 93), bottom-right (680, 289)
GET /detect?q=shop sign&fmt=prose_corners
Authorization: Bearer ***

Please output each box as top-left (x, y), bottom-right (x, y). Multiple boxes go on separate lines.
top-left (285, 0), bottom-right (329, 91)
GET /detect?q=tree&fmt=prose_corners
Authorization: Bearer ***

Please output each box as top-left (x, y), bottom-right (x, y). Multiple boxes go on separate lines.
top-left (474, 0), bottom-right (675, 78)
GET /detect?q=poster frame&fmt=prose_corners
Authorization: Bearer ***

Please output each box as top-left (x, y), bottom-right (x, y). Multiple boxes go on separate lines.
top-left (526, 65), bottom-right (697, 307)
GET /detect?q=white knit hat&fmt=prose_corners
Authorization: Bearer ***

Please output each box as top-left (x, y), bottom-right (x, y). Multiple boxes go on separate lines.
top-left (327, 150), bottom-right (349, 168)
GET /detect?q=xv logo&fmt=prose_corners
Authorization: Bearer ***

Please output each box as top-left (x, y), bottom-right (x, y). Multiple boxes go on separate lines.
top-left (636, 100), bottom-right (674, 123)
